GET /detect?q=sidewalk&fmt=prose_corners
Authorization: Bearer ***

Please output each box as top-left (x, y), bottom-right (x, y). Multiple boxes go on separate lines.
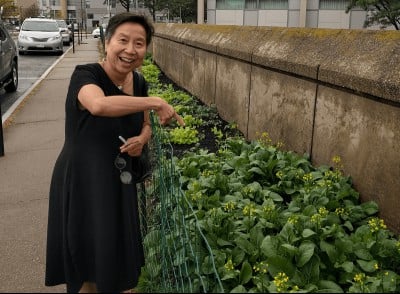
top-left (0, 37), bottom-right (100, 293)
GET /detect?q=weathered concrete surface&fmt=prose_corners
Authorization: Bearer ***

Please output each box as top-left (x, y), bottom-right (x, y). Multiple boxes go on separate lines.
top-left (312, 86), bottom-right (400, 231)
top-left (152, 23), bottom-right (400, 234)
top-left (248, 66), bottom-right (316, 155)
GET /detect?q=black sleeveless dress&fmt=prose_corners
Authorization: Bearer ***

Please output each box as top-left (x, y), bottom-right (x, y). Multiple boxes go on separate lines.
top-left (45, 63), bottom-right (147, 292)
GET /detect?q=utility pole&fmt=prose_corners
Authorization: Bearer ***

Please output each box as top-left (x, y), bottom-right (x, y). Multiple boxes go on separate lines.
top-left (197, 0), bottom-right (204, 24)
top-left (299, 0), bottom-right (307, 27)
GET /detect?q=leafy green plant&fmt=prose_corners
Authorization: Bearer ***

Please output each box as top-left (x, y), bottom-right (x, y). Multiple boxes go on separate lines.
top-left (174, 137), bottom-right (400, 293)
top-left (169, 126), bottom-right (200, 145)
top-left (139, 55), bottom-right (400, 293)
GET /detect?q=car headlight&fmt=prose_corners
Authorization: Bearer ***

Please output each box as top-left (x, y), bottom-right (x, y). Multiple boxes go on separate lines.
top-left (18, 34), bottom-right (29, 40)
top-left (49, 35), bottom-right (62, 41)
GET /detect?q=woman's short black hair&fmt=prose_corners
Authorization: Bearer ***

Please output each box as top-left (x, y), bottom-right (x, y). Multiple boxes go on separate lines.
top-left (105, 12), bottom-right (154, 45)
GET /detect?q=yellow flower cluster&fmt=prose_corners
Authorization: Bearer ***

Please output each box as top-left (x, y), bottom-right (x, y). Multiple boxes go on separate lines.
top-left (335, 207), bottom-right (346, 217)
top-left (302, 173), bottom-right (313, 182)
top-left (276, 170), bottom-right (284, 179)
top-left (190, 191), bottom-right (202, 202)
top-left (263, 204), bottom-right (275, 214)
top-left (318, 179), bottom-right (333, 187)
top-left (252, 261), bottom-right (268, 274)
top-left (224, 258), bottom-right (235, 271)
top-left (242, 186), bottom-right (254, 196)
top-left (324, 170), bottom-right (336, 178)
top-left (311, 214), bottom-right (322, 224)
top-left (287, 215), bottom-right (298, 225)
top-left (331, 155), bottom-right (344, 173)
top-left (332, 155), bottom-right (341, 164)
top-left (223, 201), bottom-right (236, 212)
top-left (243, 203), bottom-right (256, 216)
top-left (274, 272), bottom-right (289, 292)
top-left (201, 169), bottom-right (212, 177)
top-left (353, 273), bottom-right (366, 284)
top-left (368, 217), bottom-right (387, 233)
top-left (318, 207), bottom-right (329, 217)
top-left (256, 131), bottom-right (272, 146)
top-left (210, 207), bottom-right (218, 218)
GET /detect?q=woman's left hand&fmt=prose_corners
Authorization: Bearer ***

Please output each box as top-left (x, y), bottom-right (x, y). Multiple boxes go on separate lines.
top-left (120, 136), bottom-right (146, 157)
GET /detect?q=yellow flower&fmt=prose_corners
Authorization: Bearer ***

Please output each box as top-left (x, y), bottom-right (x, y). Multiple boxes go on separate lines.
top-left (276, 171), bottom-right (284, 179)
top-left (332, 155), bottom-right (341, 164)
top-left (253, 261), bottom-right (268, 273)
top-left (318, 207), bottom-right (328, 217)
top-left (288, 215), bottom-right (298, 225)
top-left (302, 173), bottom-right (313, 182)
top-left (243, 203), bottom-right (256, 216)
top-left (354, 273), bottom-right (366, 284)
top-left (368, 217), bottom-right (387, 233)
top-left (274, 272), bottom-right (289, 292)
top-left (224, 258), bottom-right (234, 271)
top-left (311, 214), bottom-right (322, 223)
top-left (223, 201), bottom-right (236, 212)
top-left (335, 207), bottom-right (346, 216)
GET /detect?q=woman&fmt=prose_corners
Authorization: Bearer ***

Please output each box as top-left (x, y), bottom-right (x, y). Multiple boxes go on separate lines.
top-left (45, 12), bottom-right (184, 293)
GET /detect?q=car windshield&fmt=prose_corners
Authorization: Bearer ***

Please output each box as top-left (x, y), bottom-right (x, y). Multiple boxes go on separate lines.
top-left (56, 20), bottom-right (67, 28)
top-left (22, 20), bottom-right (59, 32)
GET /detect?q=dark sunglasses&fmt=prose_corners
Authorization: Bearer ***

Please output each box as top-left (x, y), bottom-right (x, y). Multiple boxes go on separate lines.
top-left (114, 153), bottom-right (133, 184)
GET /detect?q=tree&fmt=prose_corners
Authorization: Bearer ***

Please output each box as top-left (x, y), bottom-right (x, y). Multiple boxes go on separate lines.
top-left (167, 0), bottom-right (196, 23)
top-left (20, 3), bottom-right (39, 21)
top-left (346, 0), bottom-right (400, 30)
top-left (118, 0), bottom-right (131, 12)
top-left (144, 0), bottom-right (196, 22)
top-left (142, 0), bottom-right (167, 22)
top-left (0, 0), bottom-right (18, 19)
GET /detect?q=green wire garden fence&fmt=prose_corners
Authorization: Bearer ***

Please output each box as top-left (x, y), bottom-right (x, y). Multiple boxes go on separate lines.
top-left (136, 112), bottom-right (224, 293)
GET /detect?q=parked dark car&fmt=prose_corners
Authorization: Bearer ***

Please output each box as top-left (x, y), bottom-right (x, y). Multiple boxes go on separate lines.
top-left (0, 21), bottom-right (18, 92)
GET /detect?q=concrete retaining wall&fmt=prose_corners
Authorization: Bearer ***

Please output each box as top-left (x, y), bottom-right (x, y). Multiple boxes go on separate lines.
top-left (151, 23), bottom-right (400, 234)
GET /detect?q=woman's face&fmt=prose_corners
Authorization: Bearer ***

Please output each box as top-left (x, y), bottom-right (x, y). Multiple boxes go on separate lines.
top-left (104, 22), bottom-right (147, 74)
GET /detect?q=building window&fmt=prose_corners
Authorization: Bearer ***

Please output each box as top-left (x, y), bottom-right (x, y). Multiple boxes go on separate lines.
top-left (216, 0), bottom-right (245, 9)
top-left (245, 0), bottom-right (257, 9)
top-left (87, 13), bottom-right (94, 19)
top-left (320, 0), bottom-right (350, 10)
top-left (259, 0), bottom-right (288, 9)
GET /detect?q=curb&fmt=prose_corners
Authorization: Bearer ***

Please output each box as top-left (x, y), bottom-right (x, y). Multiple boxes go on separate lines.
top-left (1, 45), bottom-right (74, 125)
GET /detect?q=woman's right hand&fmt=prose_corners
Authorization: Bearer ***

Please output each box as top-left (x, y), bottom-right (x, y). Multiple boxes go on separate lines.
top-left (155, 98), bottom-right (185, 126)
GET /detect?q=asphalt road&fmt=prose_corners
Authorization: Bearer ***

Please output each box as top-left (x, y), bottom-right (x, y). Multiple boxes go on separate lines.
top-left (0, 41), bottom-right (70, 118)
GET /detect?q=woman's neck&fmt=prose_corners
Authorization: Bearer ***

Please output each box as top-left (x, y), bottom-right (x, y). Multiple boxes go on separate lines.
top-left (100, 60), bottom-right (131, 89)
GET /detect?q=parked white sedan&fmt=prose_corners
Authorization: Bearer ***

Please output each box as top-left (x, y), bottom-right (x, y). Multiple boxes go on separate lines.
top-left (92, 27), bottom-right (106, 38)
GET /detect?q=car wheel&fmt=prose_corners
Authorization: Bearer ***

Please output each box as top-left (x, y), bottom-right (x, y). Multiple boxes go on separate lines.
top-left (19, 50), bottom-right (25, 55)
top-left (5, 62), bottom-right (18, 93)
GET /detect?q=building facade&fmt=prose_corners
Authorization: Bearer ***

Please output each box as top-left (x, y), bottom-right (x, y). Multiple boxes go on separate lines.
top-left (36, 0), bottom-right (148, 31)
top-left (206, 0), bottom-right (377, 29)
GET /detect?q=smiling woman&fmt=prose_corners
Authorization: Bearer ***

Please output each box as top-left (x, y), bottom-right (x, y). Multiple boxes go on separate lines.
top-left (45, 12), bottom-right (184, 293)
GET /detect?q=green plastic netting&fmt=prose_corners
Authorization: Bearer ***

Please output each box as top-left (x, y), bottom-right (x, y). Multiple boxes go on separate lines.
top-left (136, 112), bottom-right (224, 293)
